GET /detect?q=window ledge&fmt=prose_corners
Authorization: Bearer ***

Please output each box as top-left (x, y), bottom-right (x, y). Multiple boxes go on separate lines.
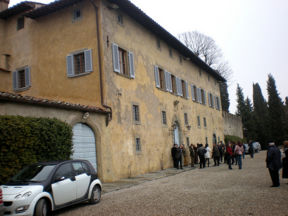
top-left (14, 86), bottom-right (31, 92)
top-left (68, 71), bottom-right (92, 78)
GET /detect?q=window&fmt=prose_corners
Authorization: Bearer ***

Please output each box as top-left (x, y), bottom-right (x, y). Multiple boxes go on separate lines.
top-left (206, 137), bottom-right (208, 145)
top-left (136, 137), bottom-right (141, 152)
top-left (112, 43), bottom-right (135, 78)
top-left (162, 111), bottom-right (167, 125)
top-left (186, 137), bottom-right (190, 146)
top-left (17, 17), bottom-right (24, 30)
top-left (191, 84), bottom-right (197, 101)
top-left (171, 75), bottom-right (177, 94)
top-left (208, 93), bottom-right (214, 108)
top-left (181, 80), bottom-right (189, 99)
top-left (66, 49), bottom-right (93, 77)
top-left (199, 69), bottom-right (202, 76)
top-left (197, 116), bottom-right (201, 127)
top-left (53, 163), bottom-right (73, 181)
top-left (201, 89), bottom-right (206, 105)
top-left (13, 66), bottom-right (31, 91)
top-left (179, 55), bottom-right (183, 64)
top-left (184, 113), bottom-right (188, 125)
top-left (73, 9), bottom-right (81, 21)
top-left (133, 104), bottom-right (140, 124)
top-left (117, 14), bottom-right (123, 25)
top-left (203, 117), bottom-right (207, 128)
top-left (215, 96), bottom-right (220, 110)
top-left (154, 66), bottom-right (172, 92)
top-left (169, 48), bottom-right (173, 57)
top-left (156, 38), bottom-right (161, 49)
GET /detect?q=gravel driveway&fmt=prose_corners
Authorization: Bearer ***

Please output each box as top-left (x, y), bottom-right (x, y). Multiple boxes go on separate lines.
top-left (55, 151), bottom-right (288, 216)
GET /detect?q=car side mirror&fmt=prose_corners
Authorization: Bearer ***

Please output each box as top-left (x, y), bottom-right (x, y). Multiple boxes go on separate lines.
top-left (54, 176), bottom-right (65, 182)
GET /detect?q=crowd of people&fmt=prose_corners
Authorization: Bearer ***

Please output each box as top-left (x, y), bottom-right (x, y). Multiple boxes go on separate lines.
top-left (171, 140), bottom-right (288, 187)
top-left (171, 141), bottom-right (246, 170)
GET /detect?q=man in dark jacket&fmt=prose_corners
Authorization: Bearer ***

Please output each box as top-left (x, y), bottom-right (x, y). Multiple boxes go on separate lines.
top-left (266, 142), bottom-right (282, 187)
top-left (171, 144), bottom-right (178, 168)
top-left (197, 144), bottom-right (206, 169)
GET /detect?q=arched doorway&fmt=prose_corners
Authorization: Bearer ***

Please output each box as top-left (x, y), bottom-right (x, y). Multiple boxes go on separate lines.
top-left (173, 122), bottom-right (180, 147)
top-left (72, 123), bottom-right (97, 171)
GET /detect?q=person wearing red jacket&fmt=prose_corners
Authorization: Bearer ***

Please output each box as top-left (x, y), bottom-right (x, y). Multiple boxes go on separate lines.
top-left (226, 142), bottom-right (233, 170)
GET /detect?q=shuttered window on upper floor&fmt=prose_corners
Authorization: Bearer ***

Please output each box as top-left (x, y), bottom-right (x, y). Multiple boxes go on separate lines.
top-left (215, 96), bottom-right (221, 110)
top-left (112, 43), bottom-right (135, 79)
top-left (208, 93), bottom-right (214, 108)
top-left (66, 49), bottom-right (93, 77)
top-left (12, 66), bottom-right (31, 91)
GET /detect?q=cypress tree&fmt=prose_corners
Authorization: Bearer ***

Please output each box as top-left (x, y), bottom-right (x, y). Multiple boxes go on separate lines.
top-left (220, 81), bottom-right (230, 112)
top-left (267, 74), bottom-right (284, 146)
top-left (253, 83), bottom-right (269, 149)
top-left (236, 84), bottom-right (245, 116)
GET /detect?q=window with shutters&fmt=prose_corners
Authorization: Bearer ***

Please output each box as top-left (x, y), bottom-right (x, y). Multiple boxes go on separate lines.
top-left (169, 48), bottom-right (173, 58)
top-left (171, 75), bottom-right (177, 94)
top-left (12, 66), bottom-right (31, 91)
top-left (191, 85), bottom-right (197, 102)
top-left (201, 89), bottom-right (206, 105)
top-left (215, 96), bottom-right (220, 110)
top-left (66, 49), bottom-right (93, 78)
top-left (133, 104), bottom-right (140, 124)
top-left (159, 68), bottom-right (165, 90)
top-left (112, 43), bottom-right (135, 79)
top-left (162, 111), bottom-right (167, 125)
top-left (156, 38), bottom-right (161, 50)
top-left (208, 93), bottom-right (214, 108)
top-left (181, 80), bottom-right (189, 99)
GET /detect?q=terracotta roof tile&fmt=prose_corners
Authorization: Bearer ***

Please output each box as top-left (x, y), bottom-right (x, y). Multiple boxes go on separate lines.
top-left (0, 91), bottom-right (110, 114)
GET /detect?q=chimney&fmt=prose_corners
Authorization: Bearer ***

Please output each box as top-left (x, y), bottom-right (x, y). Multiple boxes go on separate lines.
top-left (0, 0), bottom-right (9, 12)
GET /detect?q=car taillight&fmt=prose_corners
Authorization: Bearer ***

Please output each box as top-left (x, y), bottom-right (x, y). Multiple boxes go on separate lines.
top-left (0, 188), bottom-right (3, 204)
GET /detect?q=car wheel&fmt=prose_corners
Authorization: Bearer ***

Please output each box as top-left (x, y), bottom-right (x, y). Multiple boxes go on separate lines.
top-left (90, 185), bottom-right (101, 204)
top-left (35, 199), bottom-right (49, 216)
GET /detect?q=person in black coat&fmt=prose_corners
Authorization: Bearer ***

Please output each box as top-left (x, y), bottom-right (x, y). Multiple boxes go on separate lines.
top-left (171, 144), bottom-right (178, 168)
top-left (266, 142), bottom-right (282, 187)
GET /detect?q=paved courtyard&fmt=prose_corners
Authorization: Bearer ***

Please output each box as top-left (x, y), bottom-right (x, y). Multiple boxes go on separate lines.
top-left (55, 151), bottom-right (288, 216)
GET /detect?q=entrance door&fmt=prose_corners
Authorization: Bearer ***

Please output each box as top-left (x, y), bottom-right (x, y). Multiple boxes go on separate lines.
top-left (213, 133), bottom-right (217, 145)
top-left (173, 123), bottom-right (180, 146)
top-left (72, 123), bottom-right (97, 171)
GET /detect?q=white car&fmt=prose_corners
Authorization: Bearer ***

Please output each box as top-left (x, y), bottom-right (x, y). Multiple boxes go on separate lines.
top-left (1, 160), bottom-right (102, 216)
top-left (252, 142), bottom-right (261, 153)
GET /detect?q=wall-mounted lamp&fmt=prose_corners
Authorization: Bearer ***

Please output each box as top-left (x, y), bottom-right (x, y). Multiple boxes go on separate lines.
top-left (186, 125), bottom-right (191, 130)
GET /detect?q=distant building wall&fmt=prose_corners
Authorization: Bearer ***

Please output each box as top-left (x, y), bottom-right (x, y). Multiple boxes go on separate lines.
top-left (222, 111), bottom-right (243, 138)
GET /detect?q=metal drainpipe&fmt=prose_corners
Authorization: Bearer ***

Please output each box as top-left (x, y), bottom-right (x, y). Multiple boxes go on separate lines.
top-left (89, 0), bottom-right (112, 126)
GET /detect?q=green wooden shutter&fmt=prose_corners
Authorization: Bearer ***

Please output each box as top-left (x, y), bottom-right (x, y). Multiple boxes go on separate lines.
top-left (12, 71), bottom-right (17, 90)
top-left (185, 81), bottom-right (189, 99)
top-left (128, 51), bottom-right (135, 78)
top-left (66, 54), bottom-right (74, 77)
top-left (154, 66), bottom-right (160, 88)
top-left (84, 49), bottom-right (93, 72)
top-left (112, 43), bottom-right (120, 73)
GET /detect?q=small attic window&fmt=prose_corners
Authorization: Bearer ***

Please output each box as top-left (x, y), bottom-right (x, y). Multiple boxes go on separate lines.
top-left (117, 14), bottom-right (123, 25)
top-left (17, 17), bottom-right (24, 30)
top-left (73, 9), bottom-right (81, 21)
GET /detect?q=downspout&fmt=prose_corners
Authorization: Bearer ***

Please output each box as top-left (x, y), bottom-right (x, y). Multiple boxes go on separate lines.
top-left (89, 0), bottom-right (112, 126)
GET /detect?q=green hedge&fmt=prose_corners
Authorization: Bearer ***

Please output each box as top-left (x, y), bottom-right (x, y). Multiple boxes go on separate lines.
top-left (0, 116), bottom-right (72, 184)
top-left (224, 135), bottom-right (246, 145)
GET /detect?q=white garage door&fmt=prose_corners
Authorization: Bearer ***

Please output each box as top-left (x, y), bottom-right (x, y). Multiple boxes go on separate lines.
top-left (72, 123), bottom-right (97, 171)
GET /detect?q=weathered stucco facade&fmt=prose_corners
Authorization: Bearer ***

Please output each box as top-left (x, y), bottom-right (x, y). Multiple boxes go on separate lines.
top-left (223, 111), bottom-right (243, 139)
top-left (0, 0), bottom-right (226, 182)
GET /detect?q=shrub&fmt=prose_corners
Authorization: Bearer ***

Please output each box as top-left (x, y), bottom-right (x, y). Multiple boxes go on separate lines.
top-left (0, 116), bottom-right (72, 184)
top-left (224, 135), bottom-right (245, 145)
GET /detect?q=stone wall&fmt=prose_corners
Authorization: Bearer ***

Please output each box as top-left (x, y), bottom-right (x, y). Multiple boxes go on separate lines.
top-left (222, 111), bottom-right (243, 138)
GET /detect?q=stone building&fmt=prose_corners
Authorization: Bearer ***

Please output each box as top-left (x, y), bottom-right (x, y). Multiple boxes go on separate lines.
top-left (0, 0), bottom-right (226, 182)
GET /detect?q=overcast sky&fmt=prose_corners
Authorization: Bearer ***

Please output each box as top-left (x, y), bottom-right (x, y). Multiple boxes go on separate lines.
top-left (9, 0), bottom-right (288, 113)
